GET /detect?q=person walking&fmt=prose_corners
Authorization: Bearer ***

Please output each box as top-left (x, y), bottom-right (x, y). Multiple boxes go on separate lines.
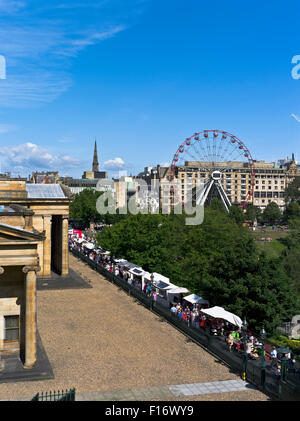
top-left (227, 332), bottom-right (234, 352)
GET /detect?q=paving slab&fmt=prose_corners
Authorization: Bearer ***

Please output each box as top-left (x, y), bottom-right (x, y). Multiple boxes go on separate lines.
top-left (0, 331), bottom-right (53, 385)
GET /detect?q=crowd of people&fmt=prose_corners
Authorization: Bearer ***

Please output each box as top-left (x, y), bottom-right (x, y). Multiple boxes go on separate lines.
top-left (69, 230), bottom-right (299, 382)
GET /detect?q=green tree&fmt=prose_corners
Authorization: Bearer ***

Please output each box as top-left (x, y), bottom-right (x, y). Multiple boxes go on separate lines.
top-left (282, 222), bottom-right (300, 308)
top-left (228, 205), bottom-right (245, 223)
top-left (283, 201), bottom-right (300, 223)
top-left (208, 198), bottom-right (225, 212)
top-left (70, 189), bottom-right (104, 226)
top-left (261, 202), bottom-right (281, 225)
top-left (70, 188), bottom-right (129, 227)
top-left (97, 208), bottom-right (298, 334)
top-left (245, 204), bottom-right (262, 224)
top-left (285, 176), bottom-right (300, 203)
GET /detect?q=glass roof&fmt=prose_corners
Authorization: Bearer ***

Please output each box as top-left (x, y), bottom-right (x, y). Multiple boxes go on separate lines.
top-left (26, 184), bottom-right (66, 199)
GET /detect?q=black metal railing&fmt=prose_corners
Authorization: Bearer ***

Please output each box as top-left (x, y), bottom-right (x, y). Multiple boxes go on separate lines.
top-left (70, 247), bottom-right (300, 401)
top-left (31, 388), bottom-right (76, 401)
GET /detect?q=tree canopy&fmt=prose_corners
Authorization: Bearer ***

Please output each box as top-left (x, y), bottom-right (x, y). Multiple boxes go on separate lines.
top-left (97, 208), bottom-right (297, 334)
top-left (283, 201), bottom-right (300, 223)
top-left (69, 188), bottom-right (127, 227)
top-left (245, 204), bottom-right (262, 224)
top-left (261, 202), bottom-right (282, 225)
top-left (285, 176), bottom-right (300, 203)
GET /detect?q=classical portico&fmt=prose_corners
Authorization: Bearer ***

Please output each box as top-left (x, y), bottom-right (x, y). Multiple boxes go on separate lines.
top-left (0, 223), bottom-right (44, 369)
top-left (0, 181), bottom-right (72, 278)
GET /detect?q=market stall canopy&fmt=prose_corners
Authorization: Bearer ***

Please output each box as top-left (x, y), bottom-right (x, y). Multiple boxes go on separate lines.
top-left (144, 272), bottom-right (170, 284)
top-left (153, 280), bottom-right (175, 290)
top-left (76, 238), bottom-right (85, 244)
top-left (83, 242), bottom-right (95, 250)
top-left (98, 250), bottom-right (110, 255)
top-left (183, 294), bottom-right (209, 305)
top-left (129, 267), bottom-right (145, 277)
top-left (123, 262), bottom-right (139, 269)
top-left (167, 287), bottom-right (190, 294)
top-left (200, 306), bottom-right (243, 328)
top-left (114, 258), bottom-right (128, 264)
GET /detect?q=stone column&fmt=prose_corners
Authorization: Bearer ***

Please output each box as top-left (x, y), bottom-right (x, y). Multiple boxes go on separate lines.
top-left (22, 265), bottom-right (40, 369)
top-left (61, 215), bottom-right (69, 276)
top-left (43, 215), bottom-right (52, 278)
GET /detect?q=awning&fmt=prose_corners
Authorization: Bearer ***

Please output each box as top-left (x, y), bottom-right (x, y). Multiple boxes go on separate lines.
top-left (144, 272), bottom-right (170, 284)
top-left (123, 262), bottom-right (139, 269)
top-left (183, 294), bottom-right (209, 305)
top-left (83, 242), bottom-right (95, 250)
top-left (129, 267), bottom-right (145, 276)
top-left (114, 258), bottom-right (128, 264)
top-left (76, 238), bottom-right (85, 244)
top-left (153, 280), bottom-right (175, 290)
top-left (200, 306), bottom-right (243, 328)
top-left (167, 287), bottom-right (190, 294)
top-left (99, 250), bottom-right (110, 255)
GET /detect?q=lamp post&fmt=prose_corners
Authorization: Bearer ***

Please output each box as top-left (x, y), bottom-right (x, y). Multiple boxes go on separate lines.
top-left (260, 325), bottom-right (266, 388)
top-left (242, 317), bottom-right (248, 381)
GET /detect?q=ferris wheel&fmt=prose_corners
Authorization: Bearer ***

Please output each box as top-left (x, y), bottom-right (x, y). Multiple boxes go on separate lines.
top-left (170, 130), bottom-right (256, 211)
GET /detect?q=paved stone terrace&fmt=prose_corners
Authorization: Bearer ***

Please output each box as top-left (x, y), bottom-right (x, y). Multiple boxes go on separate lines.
top-left (0, 254), bottom-right (269, 401)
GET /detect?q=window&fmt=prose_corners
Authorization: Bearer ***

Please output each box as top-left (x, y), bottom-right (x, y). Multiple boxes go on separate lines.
top-left (4, 315), bottom-right (20, 342)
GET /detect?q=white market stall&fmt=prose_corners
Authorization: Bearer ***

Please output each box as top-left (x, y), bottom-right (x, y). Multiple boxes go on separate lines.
top-left (166, 287), bottom-right (190, 306)
top-left (183, 294), bottom-right (210, 309)
top-left (128, 267), bottom-right (146, 290)
top-left (113, 258), bottom-right (128, 264)
top-left (83, 242), bottom-right (95, 251)
top-left (200, 306), bottom-right (243, 328)
top-left (120, 262), bottom-right (139, 284)
top-left (151, 279), bottom-right (178, 308)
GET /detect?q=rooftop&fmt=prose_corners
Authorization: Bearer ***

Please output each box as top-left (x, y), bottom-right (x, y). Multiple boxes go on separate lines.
top-left (26, 184), bottom-right (67, 199)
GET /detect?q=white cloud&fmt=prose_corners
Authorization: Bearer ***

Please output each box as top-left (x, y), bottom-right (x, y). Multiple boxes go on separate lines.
top-left (291, 113), bottom-right (300, 123)
top-left (160, 162), bottom-right (171, 167)
top-left (103, 157), bottom-right (126, 170)
top-left (0, 142), bottom-right (82, 174)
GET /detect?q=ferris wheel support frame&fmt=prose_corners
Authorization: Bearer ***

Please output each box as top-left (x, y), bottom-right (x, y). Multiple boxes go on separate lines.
top-left (196, 177), bottom-right (232, 212)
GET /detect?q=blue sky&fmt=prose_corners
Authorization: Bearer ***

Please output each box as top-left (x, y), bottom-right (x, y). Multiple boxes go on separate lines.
top-left (0, 0), bottom-right (299, 177)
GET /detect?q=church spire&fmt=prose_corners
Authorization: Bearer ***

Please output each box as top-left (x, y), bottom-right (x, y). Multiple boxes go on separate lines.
top-left (92, 140), bottom-right (99, 172)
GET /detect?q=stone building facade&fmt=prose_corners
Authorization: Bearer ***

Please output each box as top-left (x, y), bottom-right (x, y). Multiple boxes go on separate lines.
top-left (137, 156), bottom-right (300, 212)
top-left (0, 179), bottom-right (71, 369)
